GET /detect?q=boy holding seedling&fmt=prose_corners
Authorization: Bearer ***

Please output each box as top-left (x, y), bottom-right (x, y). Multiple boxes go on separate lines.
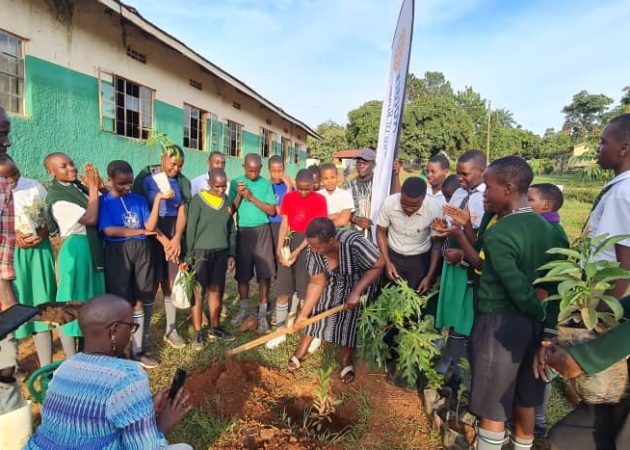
top-left (266, 169), bottom-right (327, 349)
top-left (470, 156), bottom-right (555, 450)
top-left (536, 114), bottom-right (630, 449)
top-left (184, 168), bottom-right (236, 349)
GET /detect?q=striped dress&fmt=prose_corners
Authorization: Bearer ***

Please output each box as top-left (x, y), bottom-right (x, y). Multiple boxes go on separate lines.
top-left (304, 230), bottom-right (380, 347)
top-left (25, 353), bottom-right (169, 450)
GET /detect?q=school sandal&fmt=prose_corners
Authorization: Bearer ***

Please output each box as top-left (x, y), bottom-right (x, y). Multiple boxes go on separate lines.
top-left (340, 365), bottom-right (355, 384)
top-left (287, 355), bottom-right (304, 372)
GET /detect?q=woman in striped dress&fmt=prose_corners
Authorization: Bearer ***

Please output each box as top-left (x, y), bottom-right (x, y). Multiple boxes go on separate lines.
top-left (288, 218), bottom-right (384, 384)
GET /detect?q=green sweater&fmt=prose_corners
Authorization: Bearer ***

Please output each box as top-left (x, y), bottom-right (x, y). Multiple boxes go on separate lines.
top-left (477, 211), bottom-right (556, 321)
top-left (569, 296), bottom-right (630, 374)
top-left (185, 194), bottom-right (236, 257)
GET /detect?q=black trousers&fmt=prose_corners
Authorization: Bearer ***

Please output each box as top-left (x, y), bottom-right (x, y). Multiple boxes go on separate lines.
top-left (548, 400), bottom-right (630, 450)
top-left (383, 248), bottom-right (430, 363)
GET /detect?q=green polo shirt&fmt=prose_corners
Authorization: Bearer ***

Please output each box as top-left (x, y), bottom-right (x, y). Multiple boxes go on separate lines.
top-left (229, 175), bottom-right (276, 228)
top-left (477, 211), bottom-right (556, 321)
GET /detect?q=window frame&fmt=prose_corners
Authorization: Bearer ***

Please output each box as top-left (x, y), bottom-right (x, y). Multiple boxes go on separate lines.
top-left (294, 143), bottom-right (301, 164)
top-left (183, 103), bottom-right (206, 151)
top-left (224, 120), bottom-right (242, 158)
top-left (260, 127), bottom-right (274, 158)
top-left (98, 71), bottom-right (154, 140)
top-left (281, 136), bottom-right (291, 163)
top-left (0, 29), bottom-right (25, 115)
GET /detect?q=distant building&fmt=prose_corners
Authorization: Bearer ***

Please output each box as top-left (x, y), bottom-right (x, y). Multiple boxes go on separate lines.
top-left (0, 0), bottom-right (319, 180)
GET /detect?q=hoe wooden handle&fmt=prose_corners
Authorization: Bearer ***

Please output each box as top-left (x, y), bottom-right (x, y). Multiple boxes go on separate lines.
top-left (226, 304), bottom-right (347, 356)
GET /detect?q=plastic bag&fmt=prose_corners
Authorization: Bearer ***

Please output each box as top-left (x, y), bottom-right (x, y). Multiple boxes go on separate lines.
top-left (171, 270), bottom-right (191, 309)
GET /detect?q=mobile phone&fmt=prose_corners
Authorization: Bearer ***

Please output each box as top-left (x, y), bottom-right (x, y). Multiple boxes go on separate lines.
top-left (0, 304), bottom-right (38, 340)
top-left (168, 368), bottom-right (187, 400)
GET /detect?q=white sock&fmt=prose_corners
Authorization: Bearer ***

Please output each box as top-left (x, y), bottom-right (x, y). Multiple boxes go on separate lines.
top-left (132, 311), bottom-right (144, 356)
top-left (511, 436), bottom-right (534, 450)
top-left (477, 428), bottom-right (505, 450)
top-left (164, 296), bottom-right (176, 335)
top-left (258, 302), bottom-right (268, 319)
top-left (275, 303), bottom-right (289, 327)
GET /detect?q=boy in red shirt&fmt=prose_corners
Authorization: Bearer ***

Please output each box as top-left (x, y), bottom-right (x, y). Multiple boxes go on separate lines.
top-left (266, 169), bottom-right (327, 348)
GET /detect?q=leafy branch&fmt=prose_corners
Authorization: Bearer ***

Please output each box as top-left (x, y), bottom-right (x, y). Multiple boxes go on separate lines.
top-left (535, 233), bottom-right (630, 331)
top-left (357, 279), bottom-right (443, 388)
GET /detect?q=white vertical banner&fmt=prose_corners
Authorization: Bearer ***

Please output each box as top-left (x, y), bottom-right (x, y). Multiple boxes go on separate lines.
top-left (369, 0), bottom-right (415, 241)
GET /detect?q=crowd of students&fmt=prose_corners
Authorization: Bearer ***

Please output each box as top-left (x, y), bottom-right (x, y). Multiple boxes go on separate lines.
top-left (1, 104), bottom-right (630, 449)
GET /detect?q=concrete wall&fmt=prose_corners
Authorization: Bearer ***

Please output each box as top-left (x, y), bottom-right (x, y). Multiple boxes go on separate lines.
top-left (0, 0), bottom-right (310, 180)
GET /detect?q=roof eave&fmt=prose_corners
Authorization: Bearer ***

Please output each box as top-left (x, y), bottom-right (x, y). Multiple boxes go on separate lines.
top-left (97, 0), bottom-right (321, 140)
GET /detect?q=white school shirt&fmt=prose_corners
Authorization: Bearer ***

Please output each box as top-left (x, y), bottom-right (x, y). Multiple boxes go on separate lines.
top-left (317, 187), bottom-right (355, 215)
top-left (426, 187), bottom-right (446, 209)
top-left (588, 170), bottom-right (630, 262)
top-left (448, 183), bottom-right (486, 229)
top-left (13, 177), bottom-right (47, 219)
top-left (51, 183), bottom-right (89, 237)
top-left (376, 193), bottom-right (442, 256)
top-left (191, 173), bottom-right (230, 196)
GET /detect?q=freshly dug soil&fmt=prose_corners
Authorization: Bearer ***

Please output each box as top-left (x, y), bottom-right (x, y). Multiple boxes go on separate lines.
top-left (187, 358), bottom-right (441, 449)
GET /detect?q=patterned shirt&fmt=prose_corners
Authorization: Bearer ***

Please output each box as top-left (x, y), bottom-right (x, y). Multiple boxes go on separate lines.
top-left (26, 353), bottom-right (169, 450)
top-left (0, 177), bottom-right (15, 280)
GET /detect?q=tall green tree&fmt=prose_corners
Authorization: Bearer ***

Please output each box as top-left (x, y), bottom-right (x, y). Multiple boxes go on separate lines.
top-left (346, 100), bottom-right (382, 149)
top-left (562, 90), bottom-right (614, 142)
top-left (307, 120), bottom-right (348, 162)
top-left (539, 128), bottom-right (572, 157)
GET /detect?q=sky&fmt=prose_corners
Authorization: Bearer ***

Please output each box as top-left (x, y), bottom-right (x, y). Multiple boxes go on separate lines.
top-left (127, 0), bottom-right (630, 135)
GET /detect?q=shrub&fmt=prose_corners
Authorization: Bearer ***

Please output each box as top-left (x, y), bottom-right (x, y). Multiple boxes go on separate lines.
top-left (357, 279), bottom-right (443, 388)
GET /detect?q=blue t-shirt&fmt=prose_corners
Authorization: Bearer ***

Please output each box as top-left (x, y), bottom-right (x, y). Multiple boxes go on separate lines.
top-left (269, 181), bottom-right (288, 224)
top-left (142, 174), bottom-right (182, 217)
top-left (99, 192), bottom-right (152, 242)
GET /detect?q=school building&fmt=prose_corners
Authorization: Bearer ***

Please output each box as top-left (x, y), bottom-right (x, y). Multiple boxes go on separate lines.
top-left (0, 0), bottom-right (319, 180)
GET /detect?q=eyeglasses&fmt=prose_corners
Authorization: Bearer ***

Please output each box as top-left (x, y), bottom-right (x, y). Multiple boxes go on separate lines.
top-left (106, 321), bottom-right (140, 334)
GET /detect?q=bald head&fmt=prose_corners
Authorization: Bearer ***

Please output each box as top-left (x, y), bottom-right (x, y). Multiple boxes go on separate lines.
top-left (78, 294), bottom-right (132, 336)
top-left (244, 153), bottom-right (262, 167)
top-left (43, 152), bottom-right (68, 172)
top-left (607, 113), bottom-right (630, 142)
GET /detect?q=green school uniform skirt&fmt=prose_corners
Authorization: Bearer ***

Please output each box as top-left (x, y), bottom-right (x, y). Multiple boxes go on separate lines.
top-left (56, 234), bottom-right (105, 337)
top-left (435, 261), bottom-right (474, 336)
top-left (13, 239), bottom-right (57, 339)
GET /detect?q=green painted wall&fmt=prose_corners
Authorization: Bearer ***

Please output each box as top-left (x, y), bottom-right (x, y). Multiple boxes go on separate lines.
top-left (8, 56), bottom-right (305, 182)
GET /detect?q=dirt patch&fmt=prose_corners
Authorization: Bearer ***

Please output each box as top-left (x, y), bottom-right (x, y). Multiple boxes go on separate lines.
top-left (188, 358), bottom-right (441, 449)
top-left (282, 395), bottom-right (357, 434)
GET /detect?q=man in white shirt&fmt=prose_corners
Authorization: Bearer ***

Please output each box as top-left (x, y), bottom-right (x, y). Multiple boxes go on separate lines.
top-left (318, 163), bottom-right (354, 228)
top-left (190, 152), bottom-right (229, 196)
top-left (542, 113), bottom-right (630, 450)
top-left (376, 177), bottom-right (442, 294)
top-left (376, 177), bottom-right (443, 387)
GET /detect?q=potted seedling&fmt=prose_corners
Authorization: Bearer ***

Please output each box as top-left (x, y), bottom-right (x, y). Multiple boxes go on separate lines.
top-left (16, 198), bottom-right (46, 236)
top-left (535, 233), bottom-right (630, 403)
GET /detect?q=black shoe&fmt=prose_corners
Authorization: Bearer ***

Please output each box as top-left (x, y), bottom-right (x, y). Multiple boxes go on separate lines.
top-left (191, 331), bottom-right (205, 351)
top-left (133, 352), bottom-right (159, 369)
top-left (208, 327), bottom-right (236, 342)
